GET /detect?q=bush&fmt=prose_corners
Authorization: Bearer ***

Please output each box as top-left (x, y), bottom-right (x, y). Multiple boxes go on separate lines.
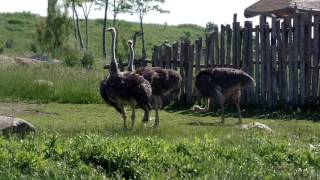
top-left (63, 49), bottom-right (81, 67)
top-left (81, 51), bottom-right (94, 69)
top-left (0, 46), bottom-right (4, 54)
top-left (5, 38), bottom-right (14, 48)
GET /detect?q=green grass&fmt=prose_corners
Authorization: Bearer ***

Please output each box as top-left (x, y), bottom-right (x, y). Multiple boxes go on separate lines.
top-left (0, 12), bottom-right (205, 62)
top-left (0, 64), bottom-right (103, 103)
top-left (1, 102), bottom-right (320, 179)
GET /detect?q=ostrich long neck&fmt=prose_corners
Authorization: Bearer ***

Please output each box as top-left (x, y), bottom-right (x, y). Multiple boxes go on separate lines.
top-left (110, 30), bottom-right (120, 75)
top-left (128, 45), bottom-right (135, 72)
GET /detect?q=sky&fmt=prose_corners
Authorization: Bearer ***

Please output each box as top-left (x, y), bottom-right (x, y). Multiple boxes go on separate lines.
top-left (0, 0), bottom-right (260, 27)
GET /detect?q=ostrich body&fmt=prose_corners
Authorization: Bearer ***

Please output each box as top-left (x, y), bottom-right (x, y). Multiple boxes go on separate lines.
top-left (127, 41), bottom-right (182, 127)
top-left (100, 28), bottom-right (152, 130)
top-left (192, 67), bottom-right (255, 124)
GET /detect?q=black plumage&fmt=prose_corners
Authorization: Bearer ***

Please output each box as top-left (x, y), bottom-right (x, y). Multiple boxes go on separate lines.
top-left (127, 41), bottom-right (182, 128)
top-left (100, 28), bottom-right (152, 130)
top-left (193, 67), bottom-right (255, 124)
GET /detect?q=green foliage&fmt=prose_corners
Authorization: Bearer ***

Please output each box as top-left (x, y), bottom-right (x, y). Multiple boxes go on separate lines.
top-left (0, 46), bottom-right (3, 54)
top-left (35, 0), bottom-right (72, 57)
top-left (63, 49), bottom-right (81, 67)
top-left (5, 38), bottom-right (14, 48)
top-left (81, 51), bottom-right (95, 69)
top-left (0, 133), bottom-right (319, 179)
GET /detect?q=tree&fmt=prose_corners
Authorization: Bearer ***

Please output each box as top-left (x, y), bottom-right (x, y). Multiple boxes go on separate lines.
top-left (36, 0), bottom-right (72, 57)
top-left (110, 0), bottom-right (130, 26)
top-left (128, 0), bottom-right (168, 61)
top-left (80, 0), bottom-right (94, 49)
top-left (66, 0), bottom-right (84, 50)
top-left (96, 0), bottom-right (110, 59)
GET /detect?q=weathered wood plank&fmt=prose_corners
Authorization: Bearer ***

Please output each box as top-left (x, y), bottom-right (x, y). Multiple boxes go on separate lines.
top-left (226, 24), bottom-right (232, 66)
top-left (164, 43), bottom-right (172, 69)
top-left (152, 45), bottom-right (159, 67)
top-left (195, 38), bottom-right (202, 74)
top-left (210, 32), bottom-right (216, 66)
top-left (305, 13), bottom-right (312, 103)
top-left (242, 22), bottom-right (249, 105)
top-left (232, 15), bottom-right (238, 66)
top-left (312, 15), bottom-right (320, 104)
top-left (299, 13), bottom-right (306, 105)
top-left (214, 26), bottom-right (220, 66)
top-left (260, 16), bottom-right (267, 105)
top-left (279, 20), bottom-right (288, 104)
top-left (179, 42), bottom-right (186, 97)
top-left (247, 21), bottom-right (254, 105)
top-left (254, 26), bottom-right (261, 105)
top-left (220, 25), bottom-right (226, 65)
top-left (293, 13), bottom-right (300, 106)
top-left (265, 23), bottom-right (272, 107)
top-left (271, 18), bottom-right (278, 106)
top-left (288, 22), bottom-right (294, 105)
top-left (186, 44), bottom-right (195, 104)
top-left (172, 42), bottom-right (179, 70)
top-left (205, 33), bottom-right (211, 68)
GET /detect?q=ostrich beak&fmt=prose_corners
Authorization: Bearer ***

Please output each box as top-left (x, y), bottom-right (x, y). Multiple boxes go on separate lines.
top-left (106, 27), bottom-right (115, 32)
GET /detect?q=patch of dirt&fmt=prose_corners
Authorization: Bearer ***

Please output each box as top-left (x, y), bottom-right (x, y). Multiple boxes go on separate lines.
top-left (0, 102), bottom-right (59, 117)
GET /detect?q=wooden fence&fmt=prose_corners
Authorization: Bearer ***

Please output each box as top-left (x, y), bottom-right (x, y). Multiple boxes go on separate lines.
top-left (149, 13), bottom-right (320, 107)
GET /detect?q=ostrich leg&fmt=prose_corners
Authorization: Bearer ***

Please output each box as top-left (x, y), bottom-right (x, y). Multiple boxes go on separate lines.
top-left (215, 89), bottom-right (226, 123)
top-left (154, 96), bottom-right (161, 128)
top-left (141, 105), bottom-right (150, 129)
top-left (130, 101), bottom-right (136, 129)
top-left (232, 90), bottom-right (242, 124)
top-left (119, 105), bottom-right (128, 130)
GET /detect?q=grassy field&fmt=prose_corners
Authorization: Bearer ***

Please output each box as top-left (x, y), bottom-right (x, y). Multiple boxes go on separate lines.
top-left (1, 102), bottom-right (320, 179)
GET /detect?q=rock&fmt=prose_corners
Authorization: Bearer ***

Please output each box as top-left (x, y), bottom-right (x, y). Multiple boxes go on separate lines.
top-left (14, 57), bottom-right (41, 66)
top-left (33, 79), bottom-right (54, 87)
top-left (0, 116), bottom-right (36, 138)
top-left (239, 122), bottom-right (273, 133)
top-left (0, 55), bottom-right (17, 65)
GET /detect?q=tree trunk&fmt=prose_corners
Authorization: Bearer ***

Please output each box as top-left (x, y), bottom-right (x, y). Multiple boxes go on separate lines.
top-left (102, 0), bottom-right (109, 59)
top-left (139, 18), bottom-right (146, 63)
top-left (72, 6), bottom-right (77, 42)
top-left (73, 2), bottom-right (84, 50)
top-left (85, 17), bottom-right (89, 50)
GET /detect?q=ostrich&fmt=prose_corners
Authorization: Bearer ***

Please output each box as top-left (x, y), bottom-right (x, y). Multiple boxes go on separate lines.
top-left (192, 67), bottom-right (255, 124)
top-left (100, 28), bottom-right (152, 130)
top-left (127, 40), bottom-right (182, 128)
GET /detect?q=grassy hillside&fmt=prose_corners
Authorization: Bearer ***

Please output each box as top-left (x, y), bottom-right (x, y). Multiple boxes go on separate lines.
top-left (0, 12), bottom-right (205, 62)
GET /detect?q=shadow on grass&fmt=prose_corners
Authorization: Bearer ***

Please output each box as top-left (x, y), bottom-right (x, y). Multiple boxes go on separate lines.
top-left (164, 102), bottom-right (320, 122)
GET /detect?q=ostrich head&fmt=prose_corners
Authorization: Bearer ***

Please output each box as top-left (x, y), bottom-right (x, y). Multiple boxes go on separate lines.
top-left (127, 40), bottom-right (135, 72)
top-left (106, 27), bottom-right (120, 75)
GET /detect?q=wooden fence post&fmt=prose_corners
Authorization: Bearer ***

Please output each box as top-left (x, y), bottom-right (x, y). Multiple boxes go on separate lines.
top-left (186, 44), bottom-right (195, 104)
top-left (312, 15), bottom-right (320, 104)
top-left (195, 38), bottom-right (202, 74)
top-left (226, 24), bottom-right (232, 66)
top-left (220, 25), bottom-right (226, 65)
top-left (260, 16), bottom-right (266, 105)
top-left (271, 18), bottom-right (278, 106)
top-left (172, 41), bottom-right (179, 70)
top-left (254, 26), bottom-right (261, 105)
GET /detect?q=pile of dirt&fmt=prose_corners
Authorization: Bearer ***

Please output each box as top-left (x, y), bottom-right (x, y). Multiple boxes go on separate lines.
top-left (0, 55), bottom-right (61, 66)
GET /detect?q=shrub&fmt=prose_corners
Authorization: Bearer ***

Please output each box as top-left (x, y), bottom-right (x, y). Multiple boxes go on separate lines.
top-left (63, 48), bottom-right (81, 67)
top-left (0, 46), bottom-right (4, 54)
top-left (5, 38), bottom-right (14, 48)
top-left (81, 51), bottom-right (94, 69)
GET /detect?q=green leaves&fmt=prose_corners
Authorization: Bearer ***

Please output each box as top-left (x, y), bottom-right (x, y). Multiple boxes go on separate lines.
top-left (0, 134), bottom-right (319, 179)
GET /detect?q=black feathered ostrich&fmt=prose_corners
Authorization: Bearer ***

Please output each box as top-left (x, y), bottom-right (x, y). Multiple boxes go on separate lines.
top-left (192, 67), bottom-right (255, 124)
top-left (127, 40), bottom-right (182, 128)
top-left (100, 28), bottom-right (152, 130)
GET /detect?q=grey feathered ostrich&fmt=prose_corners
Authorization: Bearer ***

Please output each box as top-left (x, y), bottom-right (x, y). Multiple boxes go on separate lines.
top-left (192, 67), bottom-right (255, 124)
top-left (127, 40), bottom-right (182, 128)
top-left (100, 28), bottom-right (152, 130)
